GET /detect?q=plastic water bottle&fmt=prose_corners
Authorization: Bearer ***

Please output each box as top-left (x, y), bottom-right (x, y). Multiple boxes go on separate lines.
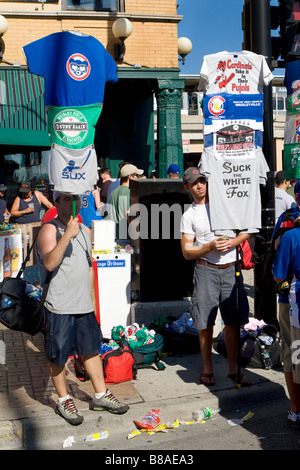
top-left (192, 407), bottom-right (222, 421)
top-left (133, 409), bottom-right (160, 430)
top-left (260, 344), bottom-right (272, 369)
top-left (259, 334), bottom-right (273, 345)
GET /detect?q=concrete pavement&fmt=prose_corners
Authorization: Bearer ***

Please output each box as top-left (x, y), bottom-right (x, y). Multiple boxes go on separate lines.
top-left (0, 270), bottom-right (297, 450)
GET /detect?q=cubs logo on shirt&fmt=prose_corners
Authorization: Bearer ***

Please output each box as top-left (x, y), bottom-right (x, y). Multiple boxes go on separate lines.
top-left (208, 96), bottom-right (225, 116)
top-left (66, 53), bottom-right (91, 81)
top-left (23, 31), bottom-right (118, 106)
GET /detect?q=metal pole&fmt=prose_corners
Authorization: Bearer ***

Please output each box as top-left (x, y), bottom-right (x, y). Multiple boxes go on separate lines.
top-left (248, 0), bottom-right (277, 325)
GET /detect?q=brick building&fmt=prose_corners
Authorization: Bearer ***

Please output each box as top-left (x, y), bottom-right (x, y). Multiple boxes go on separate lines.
top-left (0, 0), bottom-right (184, 207)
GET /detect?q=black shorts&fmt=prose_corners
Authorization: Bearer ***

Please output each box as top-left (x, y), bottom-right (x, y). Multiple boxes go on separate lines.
top-left (45, 309), bottom-right (103, 365)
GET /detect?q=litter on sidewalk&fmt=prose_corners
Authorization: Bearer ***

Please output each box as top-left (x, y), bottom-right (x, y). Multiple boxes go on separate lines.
top-left (127, 417), bottom-right (206, 439)
top-left (227, 411), bottom-right (254, 426)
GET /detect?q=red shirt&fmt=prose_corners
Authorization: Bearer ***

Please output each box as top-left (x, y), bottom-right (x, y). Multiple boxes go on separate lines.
top-left (42, 207), bottom-right (83, 224)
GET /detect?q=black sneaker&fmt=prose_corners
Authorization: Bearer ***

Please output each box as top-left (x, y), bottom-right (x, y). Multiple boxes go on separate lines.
top-left (56, 397), bottom-right (84, 425)
top-left (288, 411), bottom-right (300, 429)
top-left (89, 389), bottom-right (129, 414)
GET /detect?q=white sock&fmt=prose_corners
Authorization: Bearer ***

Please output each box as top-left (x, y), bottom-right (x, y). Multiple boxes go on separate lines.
top-left (94, 391), bottom-right (106, 399)
top-left (58, 395), bottom-right (70, 404)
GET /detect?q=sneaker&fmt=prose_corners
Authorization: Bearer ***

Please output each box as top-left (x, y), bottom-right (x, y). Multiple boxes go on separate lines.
top-left (288, 410), bottom-right (300, 429)
top-left (90, 389), bottom-right (129, 414)
top-left (56, 397), bottom-right (84, 425)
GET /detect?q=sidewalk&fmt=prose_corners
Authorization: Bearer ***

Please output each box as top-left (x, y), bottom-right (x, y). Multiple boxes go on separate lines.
top-left (0, 270), bottom-right (291, 450)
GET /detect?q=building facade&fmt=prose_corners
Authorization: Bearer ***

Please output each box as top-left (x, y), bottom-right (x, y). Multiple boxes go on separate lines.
top-left (0, 0), bottom-right (184, 207)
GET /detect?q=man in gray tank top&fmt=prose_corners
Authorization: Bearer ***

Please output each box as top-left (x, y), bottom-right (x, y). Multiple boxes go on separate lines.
top-left (37, 191), bottom-right (129, 425)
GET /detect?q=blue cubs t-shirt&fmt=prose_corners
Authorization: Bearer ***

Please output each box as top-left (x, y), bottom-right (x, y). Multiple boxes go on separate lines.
top-left (23, 31), bottom-right (118, 107)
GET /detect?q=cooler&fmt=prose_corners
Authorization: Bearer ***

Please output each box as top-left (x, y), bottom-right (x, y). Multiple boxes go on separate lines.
top-left (93, 252), bottom-right (131, 338)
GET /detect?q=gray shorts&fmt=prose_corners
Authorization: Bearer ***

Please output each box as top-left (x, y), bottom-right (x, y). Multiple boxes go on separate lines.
top-left (190, 263), bottom-right (249, 330)
top-left (279, 301), bottom-right (292, 372)
top-left (291, 325), bottom-right (300, 384)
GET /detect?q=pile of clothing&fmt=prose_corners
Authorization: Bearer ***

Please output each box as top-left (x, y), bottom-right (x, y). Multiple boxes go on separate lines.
top-left (111, 323), bottom-right (156, 350)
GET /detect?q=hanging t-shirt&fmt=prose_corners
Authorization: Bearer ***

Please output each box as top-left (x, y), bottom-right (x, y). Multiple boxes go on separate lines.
top-left (47, 104), bottom-right (102, 149)
top-left (284, 114), bottom-right (300, 144)
top-left (204, 124), bottom-right (263, 159)
top-left (49, 143), bottom-right (97, 195)
top-left (283, 143), bottom-right (300, 180)
top-left (199, 147), bottom-right (269, 231)
top-left (23, 31), bottom-right (118, 107)
top-left (198, 50), bottom-right (273, 95)
top-left (284, 60), bottom-right (300, 116)
top-left (203, 93), bottom-right (264, 134)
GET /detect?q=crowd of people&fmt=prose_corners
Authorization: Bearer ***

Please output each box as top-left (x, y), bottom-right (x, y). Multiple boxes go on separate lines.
top-left (0, 161), bottom-right (181, 226)
top-left (2, 163), bottom-right (299, 430)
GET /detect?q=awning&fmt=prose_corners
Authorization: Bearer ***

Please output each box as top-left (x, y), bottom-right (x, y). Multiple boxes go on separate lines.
top-left (0, 68), bottom-right (50, 147)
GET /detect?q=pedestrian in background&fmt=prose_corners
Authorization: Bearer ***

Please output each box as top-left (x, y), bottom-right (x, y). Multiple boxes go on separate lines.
top-left (287, 179), bottom-right (298, 201)
top-left (0, 184), bottom-right (10, 223)
top-left (105, 161), bottom-right (131, 217)
top-left (275, 170), bottom-right (296, 222)
top-left (109, 163), bottom-right (143, 242)
top-left (98, 168), bottom-right (112, 204)
top-left (80, 188), bottom-right (103, 233)
top-left (10, 181), bottom-right (53, 224)
top-left (167, 163), bottom-right (180, 179)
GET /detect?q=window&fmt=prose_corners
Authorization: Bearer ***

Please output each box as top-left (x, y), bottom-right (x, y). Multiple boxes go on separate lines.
top-left (4, 0), bottom-right (58, 3)
top-left (64, 0), bottom-right (117, 11)
top-left (188, 92), bottom-right (203, 116)
top-left (3, 150), bottom-right (51, 210)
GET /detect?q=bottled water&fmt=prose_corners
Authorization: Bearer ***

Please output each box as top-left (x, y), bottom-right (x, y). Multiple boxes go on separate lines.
top-left (192, 407), bottom-right (222, 421)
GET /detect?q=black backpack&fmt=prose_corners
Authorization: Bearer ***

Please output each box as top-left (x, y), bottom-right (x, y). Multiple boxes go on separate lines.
top-left (149, 316), bottom-right (200, 355)
top-left (215, 324), bottom-right (281, 369)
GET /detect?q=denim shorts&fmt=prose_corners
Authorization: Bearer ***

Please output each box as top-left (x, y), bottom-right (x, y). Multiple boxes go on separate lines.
top-left (45, 309), bottom-right (103, 365)
top-left (190, 263), bottom-right (249, 330)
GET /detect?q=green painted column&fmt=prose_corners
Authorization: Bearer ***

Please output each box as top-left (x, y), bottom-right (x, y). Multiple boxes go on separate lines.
top-left (156, 79), bottom-right (185, 178)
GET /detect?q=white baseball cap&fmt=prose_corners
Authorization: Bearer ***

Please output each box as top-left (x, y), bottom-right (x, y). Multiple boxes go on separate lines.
top-left (119, 164), bottom-right (144, 177)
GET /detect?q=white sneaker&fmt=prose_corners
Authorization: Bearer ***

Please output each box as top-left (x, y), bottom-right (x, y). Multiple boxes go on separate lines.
top-left (287, 410), bottom-right (300, 429)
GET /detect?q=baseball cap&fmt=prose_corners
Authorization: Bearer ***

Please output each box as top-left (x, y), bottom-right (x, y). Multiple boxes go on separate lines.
top-left (294, 180), bottom-right (300, 196)
top-left (166, 163), bottom-right (180, 174)
top-left (119, 164), bottom-right (144, 178)
top-left (183, 167), bottom-right (207, 185)
top-left (19, 182), bottom-right (31, 192)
